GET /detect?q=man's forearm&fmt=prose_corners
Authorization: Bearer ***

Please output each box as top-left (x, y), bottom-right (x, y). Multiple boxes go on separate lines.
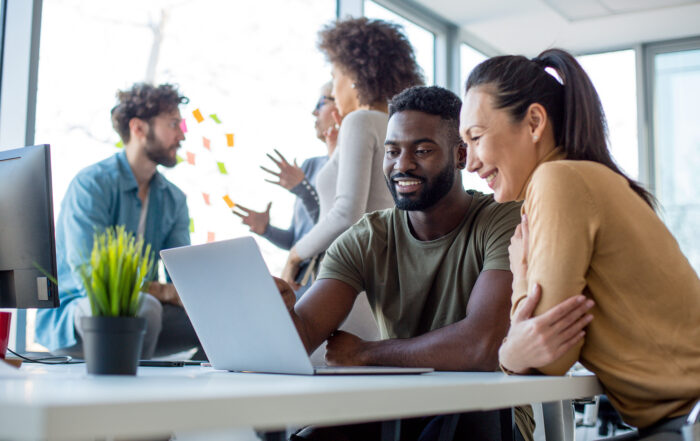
top-left (358, 321), bottom-right (505, 371)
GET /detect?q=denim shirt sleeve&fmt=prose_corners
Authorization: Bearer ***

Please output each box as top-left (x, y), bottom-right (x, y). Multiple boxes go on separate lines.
top-left (62, 174), bottom-right (114, 275)
top-left (35, 171), bottom-right (114, 351)
top-left (160, 195), bottom-right (191, 282)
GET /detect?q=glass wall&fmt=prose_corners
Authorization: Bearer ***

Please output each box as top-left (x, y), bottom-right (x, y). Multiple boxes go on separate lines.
top-left (578, 50), bottom-right (639, 180)
top-left (30, 0), bottom-right (336, 349)
top-left (364, 0), bottom-right (435, 85)
top-left (652, 47), bottom-right (700, 274)
top-left (459, 43), bottom-right (490, 194)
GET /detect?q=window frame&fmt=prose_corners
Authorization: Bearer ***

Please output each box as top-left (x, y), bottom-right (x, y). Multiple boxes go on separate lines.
top-left (642, 36), bottom-right (700, 195)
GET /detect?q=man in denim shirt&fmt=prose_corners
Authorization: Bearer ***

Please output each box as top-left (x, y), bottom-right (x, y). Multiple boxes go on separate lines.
top-left (36, 83), bottom-right (203, 359)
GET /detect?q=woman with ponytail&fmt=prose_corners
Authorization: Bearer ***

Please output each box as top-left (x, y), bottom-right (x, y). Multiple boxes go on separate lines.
top-left (460, 48), bottom-right (699, 440)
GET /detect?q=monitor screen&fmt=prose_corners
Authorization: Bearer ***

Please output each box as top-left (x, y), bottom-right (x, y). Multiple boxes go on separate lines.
top-left (0, 144), bottom-right (58, 308)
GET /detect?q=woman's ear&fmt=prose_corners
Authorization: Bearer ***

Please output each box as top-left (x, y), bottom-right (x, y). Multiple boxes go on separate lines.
top-left (526, 103), bottom-right (548, 143)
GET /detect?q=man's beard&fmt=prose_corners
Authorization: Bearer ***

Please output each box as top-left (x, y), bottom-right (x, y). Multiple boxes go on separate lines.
top-left (145, 129), bottom-right (178, 168)
top-left (386, 161), bottom-right (455, 211)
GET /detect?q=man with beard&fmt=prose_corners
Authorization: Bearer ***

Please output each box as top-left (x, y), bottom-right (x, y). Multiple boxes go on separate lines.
top-left (35, 83), bottom-right (203, 360)
top-left (279, 86), bottom-right (532, 441)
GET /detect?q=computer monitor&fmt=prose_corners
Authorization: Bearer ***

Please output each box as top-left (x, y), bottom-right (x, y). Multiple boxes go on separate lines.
top-left (0, 144), bottom-right (58, 308)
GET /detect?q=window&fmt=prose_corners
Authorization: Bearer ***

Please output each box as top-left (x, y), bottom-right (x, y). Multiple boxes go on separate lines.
top-left (459, 43), bottom-right (490, 194)
top-left (459, 43), bottom-right (487, 95)
top-left (30, 0), bottom-right (336, 349)
top-left (364, 0), bottom-right (435, 85)
top-left (651, 46), bottom-right (700, 275)
top-left (577, 50), bottom-right (639, 180)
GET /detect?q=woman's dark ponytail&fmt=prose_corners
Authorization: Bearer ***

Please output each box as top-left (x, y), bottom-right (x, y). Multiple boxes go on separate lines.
top-left (466, 48), bottom-right (656, 209)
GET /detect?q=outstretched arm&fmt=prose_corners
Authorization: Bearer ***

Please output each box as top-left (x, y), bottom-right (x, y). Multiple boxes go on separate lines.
top-left (325, 269), bottom-right (513, 371)
top-left (275, 277), bottom-right (359, 354)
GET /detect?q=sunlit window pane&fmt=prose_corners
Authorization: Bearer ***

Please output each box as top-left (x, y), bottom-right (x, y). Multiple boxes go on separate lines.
top-left (459, 44), bottom-right (487, 95)
top-left (459, 44), bottom-right (490, 194)
top-left (364, 0), bottom-right (435, 85)
top-left (653, 48), bottom-right (700, 274)
top-left (578, 50), bottom-right (639, 180)
top-left (35, 0), bottom-right (336, 276)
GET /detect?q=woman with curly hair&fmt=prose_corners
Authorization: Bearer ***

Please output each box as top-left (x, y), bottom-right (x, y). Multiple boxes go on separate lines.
top-left (281, 17), bottom-right (423, 289)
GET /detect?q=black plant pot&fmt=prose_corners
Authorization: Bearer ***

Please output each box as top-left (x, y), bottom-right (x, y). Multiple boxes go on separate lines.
top-left (81, 316), bottom-right (146, 375)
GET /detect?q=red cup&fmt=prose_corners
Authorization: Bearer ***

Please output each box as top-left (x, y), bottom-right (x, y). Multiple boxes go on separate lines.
top-left (0, 311), bottom-right (11, 359)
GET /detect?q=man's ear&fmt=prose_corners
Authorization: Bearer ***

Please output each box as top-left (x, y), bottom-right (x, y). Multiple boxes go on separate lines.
top-left (128, 117), bottom-right (149, 142)
top-left (526, 103), bottom-right (547, 143)
top-left (456, 141), bottom-right (467, 169)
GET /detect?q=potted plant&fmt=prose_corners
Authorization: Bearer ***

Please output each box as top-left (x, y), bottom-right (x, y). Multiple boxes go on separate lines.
top-left (78, 226), bottom-right (154, 375)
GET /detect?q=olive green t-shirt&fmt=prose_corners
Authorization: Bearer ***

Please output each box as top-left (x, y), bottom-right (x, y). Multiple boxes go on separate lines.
top-left (317, 191), bottom-right (522, 339)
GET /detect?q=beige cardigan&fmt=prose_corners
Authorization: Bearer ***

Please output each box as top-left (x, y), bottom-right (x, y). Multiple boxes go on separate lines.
top-left (512, 150), bottom-right (700, 428)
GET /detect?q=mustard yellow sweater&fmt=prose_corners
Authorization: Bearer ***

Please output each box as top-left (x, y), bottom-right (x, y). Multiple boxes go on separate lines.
top-left (512, 152), bottom-right (700, 428)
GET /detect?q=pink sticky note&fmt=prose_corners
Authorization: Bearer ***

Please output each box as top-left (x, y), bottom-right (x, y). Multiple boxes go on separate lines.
top-left (186, 151), bottom-right (195, 165)
top-left (202, 137), bottom-right (211, 151)
top-left (207, 232), bottom-right (215, 243)
top-left (179, 119), bottom-right (188, 134)
top-left (202, 193), bottom-right (211, 205)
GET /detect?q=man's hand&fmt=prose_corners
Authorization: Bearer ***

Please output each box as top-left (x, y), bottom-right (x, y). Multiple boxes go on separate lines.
top-left (325, 330), bottom-right (371, 366)
top-left (508, 214), bottom-right (529, 283)
top-left (232, 202), bottom-right (271, 235)
top-left (260, 149), bottom-right (305, 190)
top-left (146, 282), bottom-right (183, 307)
top-left (281, 248), bottom-right (302, 290)
top-left (499, 284), bottom-right (594, 374)
top-left (272, 276), bottom-right (296, 312)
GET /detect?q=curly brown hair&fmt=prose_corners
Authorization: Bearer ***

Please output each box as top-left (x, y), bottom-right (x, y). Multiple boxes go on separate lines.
top-left (111, 83), bottom-right (189, 143)
top-left (318, 17), bottom-right (424, 106)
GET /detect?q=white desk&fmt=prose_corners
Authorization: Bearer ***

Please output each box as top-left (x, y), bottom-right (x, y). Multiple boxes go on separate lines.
top-left (0, 364), bottom-right (602, 441)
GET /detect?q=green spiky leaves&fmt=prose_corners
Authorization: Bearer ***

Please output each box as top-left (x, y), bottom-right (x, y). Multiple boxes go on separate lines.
top-left (78, 226), bottom-right (155, 317)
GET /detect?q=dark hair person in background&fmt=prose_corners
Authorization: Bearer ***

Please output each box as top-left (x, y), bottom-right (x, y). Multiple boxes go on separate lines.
top-left (280, 17), bottom-right (424, 289)
top-left (460, 48), bottom-right (700, 440)
top-left (36, 83), bottom-right (204, 360)
top-left (234, 82), bottom-right (339, 297)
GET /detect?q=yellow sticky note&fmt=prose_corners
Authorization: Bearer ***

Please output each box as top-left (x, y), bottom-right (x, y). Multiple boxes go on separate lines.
top-left (217, 162), bottom-right (228, 175)
top-left (192, 108), bottom-right (204, 123)
top-left (222, 195), bottom-right (235, 209)
top-left (189, 218), bottom-right (194, 233)
top-left (209, 114), bottom-right (222, 124)
top-left (226, 133), bottom-right (234, 147)
top-left (115, 140), bottom-right (124, 148)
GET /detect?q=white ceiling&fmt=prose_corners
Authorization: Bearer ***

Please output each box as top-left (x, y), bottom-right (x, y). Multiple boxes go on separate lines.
top-left (411, 0), bottom-right (700, 55)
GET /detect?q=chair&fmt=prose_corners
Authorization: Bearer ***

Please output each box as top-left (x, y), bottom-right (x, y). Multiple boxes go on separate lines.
top-left (682, 400), bottom-right (700, 441)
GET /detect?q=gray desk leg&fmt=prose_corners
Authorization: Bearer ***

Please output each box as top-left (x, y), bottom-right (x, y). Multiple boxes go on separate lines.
top-left (438, 414), bottom-right (460, 441)
top-left (381, 420), bottom-right (401, 441)
top-left (542, 400), bottom-right (575, 441)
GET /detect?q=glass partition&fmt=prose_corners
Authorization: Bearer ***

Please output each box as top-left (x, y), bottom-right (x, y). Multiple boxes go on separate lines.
top-left (652, 46), bottom-right (700, 274)
top-left (364, 0), bottom-right (435, 85)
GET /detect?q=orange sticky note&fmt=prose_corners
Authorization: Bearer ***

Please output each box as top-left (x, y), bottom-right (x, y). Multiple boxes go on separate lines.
top-left (192, 108), bottom-right (204, 123)
top-left (202, 193), bottom-right (211, 205)
top-left (207, 232), bottom-right (215, 243)
top-left (202, 136), bottom-right (211, 150)
top-left (222, 195), bottom-right (235, 209)
top-left (186, 151), bottom-right (195, 165)
top-left (226, 133), bottom-right (234, 147)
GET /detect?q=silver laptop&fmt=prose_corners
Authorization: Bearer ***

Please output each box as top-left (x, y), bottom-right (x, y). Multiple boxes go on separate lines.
top-left (160, 237), bottom-right (433, 375)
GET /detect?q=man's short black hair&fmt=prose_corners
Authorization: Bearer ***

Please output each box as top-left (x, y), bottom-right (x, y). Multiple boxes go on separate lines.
top-left (388, 86), bottom-right (462, 146)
